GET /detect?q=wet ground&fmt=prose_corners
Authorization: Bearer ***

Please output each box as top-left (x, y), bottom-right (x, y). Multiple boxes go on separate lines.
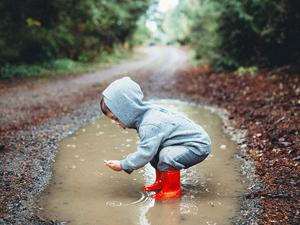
top-left (38, 100), bottom-right (246, 225)
top-left (174, 66), bottom-right (300, 224)
top-left (0, 46), bottom-right (257, 225)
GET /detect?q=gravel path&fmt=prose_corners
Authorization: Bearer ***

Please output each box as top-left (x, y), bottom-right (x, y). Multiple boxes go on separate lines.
top-left (0, 46), bottom-right (176, 134)
top-left (0, 46), bottom-right (259, 225)
top-left (0, 46), bottom-right (190, 224)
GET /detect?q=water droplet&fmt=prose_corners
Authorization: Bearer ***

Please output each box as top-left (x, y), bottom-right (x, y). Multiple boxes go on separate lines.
top-left (206, 222), bottom-right (217, 225)
top-left (82, 128), bottom-right (86, 132)
top-left (220, 144), bottom-right (227, 149)
top-left (74, 155), bottom-right (79, 158)
top-left (126, 139), bottom-right (132, 142)
top-left (96, 131), bottom-right (104, 136)
top-left (180, 202), bottom-right (198, 215)
top-left (106, 201), bottom-right (122, 207)
top-left (71, 165), bottom-right (76, 169)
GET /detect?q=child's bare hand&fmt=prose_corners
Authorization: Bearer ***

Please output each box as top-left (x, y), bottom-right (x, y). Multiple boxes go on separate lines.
top-left (104, 160), bottom-right (122, 171)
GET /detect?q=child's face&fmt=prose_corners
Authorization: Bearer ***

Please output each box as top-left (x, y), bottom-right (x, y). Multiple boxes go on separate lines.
top-left (106, 111), bottom-right (126, 129)
top-left (100, 97), bottom-right (126, 129)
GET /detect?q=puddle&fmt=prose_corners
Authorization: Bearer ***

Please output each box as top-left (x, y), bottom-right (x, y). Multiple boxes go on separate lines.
top-left (38, 100), bottom-right (246, 225)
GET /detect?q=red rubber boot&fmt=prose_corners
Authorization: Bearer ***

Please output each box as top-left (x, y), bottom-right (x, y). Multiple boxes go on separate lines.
top-left (142, 169), bottom-right (162, 191)
top-left (150, 170), bottom-right (182, 199)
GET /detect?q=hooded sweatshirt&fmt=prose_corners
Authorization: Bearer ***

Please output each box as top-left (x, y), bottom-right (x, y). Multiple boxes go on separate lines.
top-left (102, 77), bottom-right (211, 174)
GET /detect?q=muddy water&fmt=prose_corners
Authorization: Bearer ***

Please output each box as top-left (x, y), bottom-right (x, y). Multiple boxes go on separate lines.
top-left (38, 100), bottom-right (246, 225)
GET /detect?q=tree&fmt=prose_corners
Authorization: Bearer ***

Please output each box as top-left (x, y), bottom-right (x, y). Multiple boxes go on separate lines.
top-left (0, 0), bottom-right (151, 64)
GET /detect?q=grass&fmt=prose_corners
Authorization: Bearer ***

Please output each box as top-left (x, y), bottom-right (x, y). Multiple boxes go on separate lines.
top-left (0, 47), bottom-right (134, 79)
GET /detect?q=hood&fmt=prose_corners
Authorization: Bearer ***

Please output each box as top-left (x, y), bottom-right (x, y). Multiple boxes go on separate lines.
top-left (102, 77), bottom-right (150, 128)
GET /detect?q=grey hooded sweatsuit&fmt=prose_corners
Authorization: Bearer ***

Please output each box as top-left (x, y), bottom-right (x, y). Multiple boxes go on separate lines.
top-left (102, 77), bottom-right (211, 174)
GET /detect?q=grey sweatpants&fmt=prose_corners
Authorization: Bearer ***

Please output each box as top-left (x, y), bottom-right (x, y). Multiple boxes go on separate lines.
top-left (150, 145), bottom-right (210, 171)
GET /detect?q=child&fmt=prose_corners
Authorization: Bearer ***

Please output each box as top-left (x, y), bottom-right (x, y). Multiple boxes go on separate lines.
top-left (100, 77), bottom-right (211, 199)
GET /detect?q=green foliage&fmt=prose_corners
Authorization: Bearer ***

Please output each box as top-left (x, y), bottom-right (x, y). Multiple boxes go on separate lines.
top-left (0, 45), bottom-right (133, 79)
top-left (0, 0), bottom-right (150, 68)
top-left (189, 0), bottom-right (222, 64)
top-left (131, 15), bottom-right (152, 46)
top-left (236, 66), bottom-right (258, 76)
top-left (163, 0), bottom-right (222, 64)
top-left (0, 64), bottom-right (46, 79)
top-left (215, 0), bottom-right (300, 70)
top-left (0, 59), bottom-right (86, 79)
top-left (166, 0), bottom-right (300, 71)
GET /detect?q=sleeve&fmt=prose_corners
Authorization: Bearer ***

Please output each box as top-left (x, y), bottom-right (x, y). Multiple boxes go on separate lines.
top-left (120, 124), bottom-right (164, 174)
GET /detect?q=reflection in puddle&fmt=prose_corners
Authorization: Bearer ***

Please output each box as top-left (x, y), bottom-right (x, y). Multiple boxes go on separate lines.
top-left (38, 100), bottom-right (246, 225)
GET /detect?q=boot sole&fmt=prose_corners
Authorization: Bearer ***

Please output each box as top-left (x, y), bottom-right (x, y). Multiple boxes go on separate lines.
top-left (150, 190), bottom-right (182, 199)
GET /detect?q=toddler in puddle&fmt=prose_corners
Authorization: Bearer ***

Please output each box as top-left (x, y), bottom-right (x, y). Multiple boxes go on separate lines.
top-left (100, 77), bottom-right (211, 199)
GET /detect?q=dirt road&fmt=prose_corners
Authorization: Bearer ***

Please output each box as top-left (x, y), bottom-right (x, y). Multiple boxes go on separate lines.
top-left (0, 46), bottom-right (187, 135)
top-left (0, 46), bottom-right (189, 224)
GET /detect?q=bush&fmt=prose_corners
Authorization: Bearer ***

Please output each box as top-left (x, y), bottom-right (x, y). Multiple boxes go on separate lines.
top-left (0, 64), bottom-right (46, 79)
top-left (0, 0), bottom-right (151, 65)
top-left (167, 0), bottom-right (300, 71)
